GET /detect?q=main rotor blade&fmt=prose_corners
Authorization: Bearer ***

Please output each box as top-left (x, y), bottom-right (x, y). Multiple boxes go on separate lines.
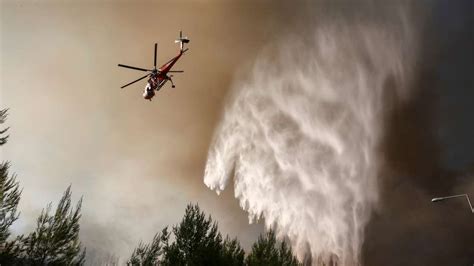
top-left (154, 43), bottom-right (157, 68)
top-left (168, 70), bottom-right (184, 73)
top-left (120, 74), bottom-right (150, 89)
top-left (118, 64), bottom-right (150, 72)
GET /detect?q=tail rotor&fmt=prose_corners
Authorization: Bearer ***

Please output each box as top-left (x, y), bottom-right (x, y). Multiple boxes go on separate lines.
top-left (175, 30), bottom-right (190, 52)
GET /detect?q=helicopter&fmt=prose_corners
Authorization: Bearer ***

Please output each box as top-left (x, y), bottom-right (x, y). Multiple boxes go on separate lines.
top-left (118, 31), bottom-right (190, 101)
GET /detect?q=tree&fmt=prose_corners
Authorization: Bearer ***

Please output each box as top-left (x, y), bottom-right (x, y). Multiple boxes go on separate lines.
top-left (0, 109), bottom-right (18, 242)
top-left (129, 203), bottom-right (245, 266)
top-left (246, 230), bottom-right (300, 266)
top-left (162, 204), bottom-right (224, 266)
top-left (0, 163), bottom-right (22, 259)
top-left (0, 109), bottom-right (23, 263)
top-left (127, 227), bottom-right (170, 266)
top-left (0, 109), bottom-right (9, 146)
top-left (0, 108), bottom-right (86, 265)
top-left (21, 186), bottom-right (86, 265)
top-left (222, 236), bottom-right (245, 266)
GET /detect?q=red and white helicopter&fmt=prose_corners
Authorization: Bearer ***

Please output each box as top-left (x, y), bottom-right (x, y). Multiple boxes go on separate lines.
top-left (118, 31), bottom-right (190, 100)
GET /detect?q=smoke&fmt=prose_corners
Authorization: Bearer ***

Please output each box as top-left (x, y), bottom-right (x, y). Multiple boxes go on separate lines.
top-left (363, 0), bottom-right (474, 264)
top-left (1, 1), bottom-right (276, 261)
top-left (204, 4), bottom-right (418, 265)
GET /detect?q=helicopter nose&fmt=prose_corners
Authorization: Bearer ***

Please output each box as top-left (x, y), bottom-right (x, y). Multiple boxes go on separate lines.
top-left (143, 94), bottom-right (153, 100)
top-left (143, 89), bottom-right (155, 100)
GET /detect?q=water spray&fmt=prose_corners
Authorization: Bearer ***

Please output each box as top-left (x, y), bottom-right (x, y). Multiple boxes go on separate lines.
top-left (205, 10), bottom-right (417, 265)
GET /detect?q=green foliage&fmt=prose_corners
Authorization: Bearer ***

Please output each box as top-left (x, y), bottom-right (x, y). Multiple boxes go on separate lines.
top-left (130, 204), bottom-right (246, 266)
top-left (1, 108), bottom-right (301, 265)
top-left (222, 236), bottom-right (245, 266)
top-left (0, 109), bottom-right (9, 146)
top-left (127, 227), bottom-right (170, 266)
top-left (21, 186), bottom-right (86, 265)
top-left (0, 162), bottom-right (21, 248)
top-left (246, 230), bottom-right (300, 266)
top-left (0, 108), bottom-right (22, 263)
top-left (128, 204), bottom-right (301, 266)
top-left (0, 109), bottom-right (86, 265)
top-left (162, 204), bottom-right (224, 266)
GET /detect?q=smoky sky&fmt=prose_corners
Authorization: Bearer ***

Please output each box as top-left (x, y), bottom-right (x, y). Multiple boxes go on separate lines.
top-left (1, 0), bottom-right (473, 265)
top-left (1, 1), bottom-right (286, 262)
top-left (363, 0), bottom-right (474, 265)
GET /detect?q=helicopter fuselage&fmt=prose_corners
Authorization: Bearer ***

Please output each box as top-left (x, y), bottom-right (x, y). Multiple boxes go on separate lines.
top-left (143, 51), bottom-right (184, 100)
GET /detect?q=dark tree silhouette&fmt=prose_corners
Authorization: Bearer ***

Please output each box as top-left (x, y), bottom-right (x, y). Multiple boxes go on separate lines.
top-left (130, 204), bottom-right (246, 266)
top-left (0, 109), bottom-right (23, 263)
top-left (162, 204), bottom-right (224, 266)
top-left (1, 108), bottom-right (301, 265)
top-left (20, 186), bottom-right (86, 265)
top-left (0, 109), bottom-right (9, 146)
top-left (0, 109), bottom-right (86, 265)
top-left (246, 230), bottom-right (300, 266)
top-left (127, 227), bottom-right (170, 266)
top-left (222, 236), bottom-right (245, 266)
top-left (0, 163), bottom-right (22, 259)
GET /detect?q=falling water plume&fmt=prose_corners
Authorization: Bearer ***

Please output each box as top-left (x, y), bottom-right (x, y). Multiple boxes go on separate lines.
top-left (205, 9), bottom-right (418, 265)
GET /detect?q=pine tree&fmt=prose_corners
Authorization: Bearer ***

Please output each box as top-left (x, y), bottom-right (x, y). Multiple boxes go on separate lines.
top-left (127, 227), bottom-right (170, 266)
top-left (129, 203), bottom-right (244, 266)
top-left (0, 109), bottom-right (9, 146)
top-left (0, 108), bottom-right (23, 263)
top-left (161, 204), bottom-right (224, 266)
top-left (0, 163), bottom-right (22, 258)
top-left (0, 108), bottom-right (86, 265)
top-left (246, 230), bottom-right (300, 266)
top-left (222, 236), bottom-right (245, 266)
top-left (21, 186), bottom-right (86, 265)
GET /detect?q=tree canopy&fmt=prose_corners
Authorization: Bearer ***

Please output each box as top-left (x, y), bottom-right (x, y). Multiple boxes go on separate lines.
top-left (0, 109), bottom-right (85, 265)
top-left (127, 204), bottom-right (300, 266)
top-left (0, 109), bottom-right (23, 262)
top-left (128, 204), bottom-right (246, 266)
top-left (1, 108), bottom-right (301, 265)
top-left (21, 186), bottom-right (85, 265)
top-left (246, 230), bottom-right (300, 266)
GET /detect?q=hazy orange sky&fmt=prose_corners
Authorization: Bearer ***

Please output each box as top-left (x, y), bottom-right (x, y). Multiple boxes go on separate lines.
top-left (2, 1), bottom-right (474, 265)
top-left (0, 0), bottom-right (298, 261)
